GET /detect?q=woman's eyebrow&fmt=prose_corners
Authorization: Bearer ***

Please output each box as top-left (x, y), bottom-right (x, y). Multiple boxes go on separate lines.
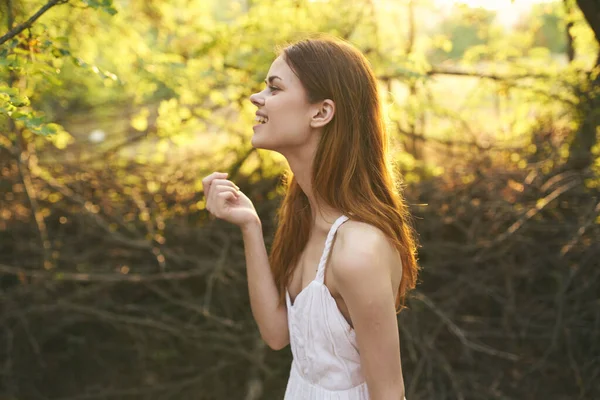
top-left (264, 76), bottom-right (283, 85)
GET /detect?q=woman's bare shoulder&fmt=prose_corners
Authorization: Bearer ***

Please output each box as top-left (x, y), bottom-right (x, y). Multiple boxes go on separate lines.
top-left (333, 220), bottom-right (398, 278)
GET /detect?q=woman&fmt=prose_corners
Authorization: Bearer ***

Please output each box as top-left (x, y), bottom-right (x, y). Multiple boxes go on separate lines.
top-left (203, 35), bottom-right (419, 399)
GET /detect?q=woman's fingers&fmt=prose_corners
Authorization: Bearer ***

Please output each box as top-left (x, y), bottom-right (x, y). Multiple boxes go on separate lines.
top-left (206, 184), bottom-right (239, 214)
top-left (210, 181), bottom-right (239, 203)
top-left (218, 191), bottom-right (237, 201)
top-left (215, 185), bottom-right (239, 198)
top-left (202, 172), bottom-right (229, 198)
top-left (212, 179), bottom-right (239, 191)
top-left (206, 179), bottom-right (238, 201)
top-left (202, 172), bottom-right (247, 223)
top-left (213, 191), bottom-right (238, 218)
top-left (201, 172), bottom-right (256, 227)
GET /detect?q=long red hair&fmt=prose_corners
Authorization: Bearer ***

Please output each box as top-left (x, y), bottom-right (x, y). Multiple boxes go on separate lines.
top-left (268, 35), bottom-right (420, 313)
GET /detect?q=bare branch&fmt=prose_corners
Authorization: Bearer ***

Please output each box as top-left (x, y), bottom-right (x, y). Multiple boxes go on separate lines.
top-left (0, 263), bottom-right (210, 283)
top-left (0, 0), bottom-right (69, 46)
top-left (414, 291), bottom-right (519, 361)
top-left (379, 68), bottom-right (551, 82)
top-left (427, 68), bottom-right (551, 81)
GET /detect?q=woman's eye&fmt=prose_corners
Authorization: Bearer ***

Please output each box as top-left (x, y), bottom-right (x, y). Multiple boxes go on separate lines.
top-left (269, 86), bottom-right (280, 92)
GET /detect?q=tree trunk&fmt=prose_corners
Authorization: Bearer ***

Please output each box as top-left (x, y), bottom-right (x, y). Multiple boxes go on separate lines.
top-left (567, 0), bottom-right (600, 169)
top-left (574, 0), bottom-right (600, 45)
top-left (573, 0), bottom-right (600, 64)
top-left (403, 0), bottom-right (424, 161)
top-left (564, 0), bottom-right (575, 62)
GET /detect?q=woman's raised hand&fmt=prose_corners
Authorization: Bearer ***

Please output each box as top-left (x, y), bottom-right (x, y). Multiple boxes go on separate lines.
top-left (202, 172), bottom-right (259, 229)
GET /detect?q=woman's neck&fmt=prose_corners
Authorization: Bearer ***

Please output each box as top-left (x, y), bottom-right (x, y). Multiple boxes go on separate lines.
top-left (285, 150), bottom-right (343, 233)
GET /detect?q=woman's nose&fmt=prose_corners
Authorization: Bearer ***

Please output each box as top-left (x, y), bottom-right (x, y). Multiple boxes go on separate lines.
top-left (249, 92), bottom-right (264, 107)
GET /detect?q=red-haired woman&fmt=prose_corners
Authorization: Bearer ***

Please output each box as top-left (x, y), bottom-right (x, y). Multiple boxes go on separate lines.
top-left (203, 35), bottom-right (418, 400)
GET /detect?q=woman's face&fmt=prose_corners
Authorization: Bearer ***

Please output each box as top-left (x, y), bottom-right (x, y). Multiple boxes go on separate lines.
top-left (249, 56), bottom-right (316, 153)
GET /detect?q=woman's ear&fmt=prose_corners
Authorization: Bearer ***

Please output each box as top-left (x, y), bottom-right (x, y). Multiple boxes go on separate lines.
top-left (310, 99), bottom-right (335, 128)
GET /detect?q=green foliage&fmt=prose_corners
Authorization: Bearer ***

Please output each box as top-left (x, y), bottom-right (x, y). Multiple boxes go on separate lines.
top-left (0, 0), bottom-right (121, 147)
top-left (531, 1), bottom-right (568, 53)
top-left (430, 6), bottom-right (496, 61)
top-left (81, 0), bottom-right (117, 15)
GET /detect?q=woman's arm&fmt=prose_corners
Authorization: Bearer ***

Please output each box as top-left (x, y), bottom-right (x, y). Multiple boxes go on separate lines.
top-left (241, 219), bottom-right (290, 350)
top-left (333, 223), bottom-right (406, 400)
top-left (202, 172), bottom-right (289, 350)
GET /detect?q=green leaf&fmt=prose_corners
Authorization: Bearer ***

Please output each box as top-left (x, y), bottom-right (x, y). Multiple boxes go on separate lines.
top-left (11, 96), bottom-right (30, 107)
top-left (81, 0), bottom-right (118, 15)
top-left (11, 111), bottom-right (29, 120)
top-left (39, 124), bottom-right (58, 136)
top-left (0, 87), bottom-right (19, 96)
top-left (26, 116), bottom-right (46, 128)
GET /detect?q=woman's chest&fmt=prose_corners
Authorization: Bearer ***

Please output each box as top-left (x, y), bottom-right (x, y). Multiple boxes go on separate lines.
top-left (289, 239), bottom-right (353, 328)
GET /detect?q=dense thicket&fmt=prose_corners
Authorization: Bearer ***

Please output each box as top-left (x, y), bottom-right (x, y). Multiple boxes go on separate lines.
top-left (1, 134), bottom-right (598, 399)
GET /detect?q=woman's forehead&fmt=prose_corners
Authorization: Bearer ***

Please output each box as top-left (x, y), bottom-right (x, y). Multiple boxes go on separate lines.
top-left (266, 56), bottom-right (298, 84)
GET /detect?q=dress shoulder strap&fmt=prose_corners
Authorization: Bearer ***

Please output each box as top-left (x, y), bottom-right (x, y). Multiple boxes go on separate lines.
top-left (315, 215), bottom-right (349, 283)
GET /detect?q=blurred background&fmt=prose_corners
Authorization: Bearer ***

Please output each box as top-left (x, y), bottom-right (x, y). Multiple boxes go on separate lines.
top-left (1, 0), bottom-right (599, 399)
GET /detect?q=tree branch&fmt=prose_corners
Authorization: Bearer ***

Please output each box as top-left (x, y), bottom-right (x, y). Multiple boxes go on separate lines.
top-left (431, 68), bottom-right (553, 80)
top-left (575, 0), bottom-right (600, 52)
top-left (0, 0), bottom-right (69, 46)
top-left (379, 68), bottom-right (551, 82)
top-left (0, 263), bottom-right (211, 283)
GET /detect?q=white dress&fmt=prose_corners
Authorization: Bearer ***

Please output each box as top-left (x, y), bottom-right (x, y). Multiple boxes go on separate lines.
top-left (284, 215), bottom-right (370, 399)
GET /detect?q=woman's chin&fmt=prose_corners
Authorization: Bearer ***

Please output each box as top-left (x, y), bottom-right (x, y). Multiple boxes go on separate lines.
top-left (251, 131), bottom-right (269, 150)
top-left (251, 126), bottom-right (287, 152)
top-left (252, 137), bottom-right (281, 153)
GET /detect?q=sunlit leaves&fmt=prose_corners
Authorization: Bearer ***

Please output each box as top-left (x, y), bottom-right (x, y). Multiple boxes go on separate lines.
top-left (430, 5), bottom-right (495, 61)
top-left (44, 128), bottom-right (74, 149)
top-left (131, 107), bottom-right (150, 132)
top-left (0, 2), bottom-right (121, 145)
top-left (0, 0), bottom-right (597, 191)
top-left (156, 98), bottom-right (183, 137)
top-left (431, 34), bottom-right (453, 54)
top-left (71, 57), bottom-right (119, 82)
top-left (2, 95), bottom-right (66, 137)
top-left (0, 87), bottom-right (30, 110)
top-left (81, 0), bottom-right (118, 15)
